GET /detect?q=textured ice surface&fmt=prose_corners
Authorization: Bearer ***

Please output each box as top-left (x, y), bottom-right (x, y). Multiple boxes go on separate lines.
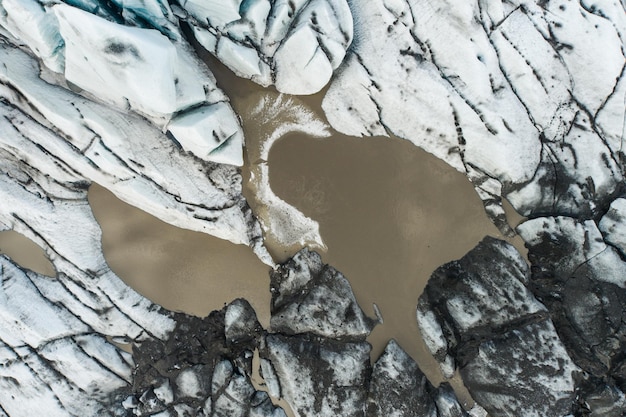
top-left (182, 0), bottom-right (353, 94)
top-left (128, 301), bottom-right (285, 417)
top-left (1, 0), bottom-right (626, 415)
top-left (367, 339), bottom-right (466, 417)
top-left (262, 334), bottom-right (370, 417)
top-left (600, 198), bottom-right (626, 257)
top-left (55, 4), bottom-right (186, 116)
top-left (0, 0), bottom-right (64, 72)
top-left (518, 216), bottom-right (626, 288)
top-left (0, 147), bottom-right (177, 416)
top-left (462, 320), bottom-right (579, 417)
top-left (0, 43), bottom-right (269, 263)
top-left (518, 216), bottom-right (626, 399)
top-left (323, 0), bottom-right (626, 232)
top-left (166, 103), bottom-right (244, 166)
top-left (418, 237), bottom-right (545, 340)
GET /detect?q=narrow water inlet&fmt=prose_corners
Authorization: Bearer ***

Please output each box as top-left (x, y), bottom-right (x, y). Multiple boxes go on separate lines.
top-left (0, 230), bottom-right (56, 277)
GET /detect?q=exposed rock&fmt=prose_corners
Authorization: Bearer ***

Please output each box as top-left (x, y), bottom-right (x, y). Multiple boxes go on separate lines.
top-left (417, 237), bottom-right (580, 416)
top-left (269, 248), bottom-right (376, 340)
top-left (367, 339), bottom-right (468, 417)
top-left (180, 0), bottom-right (353, 94)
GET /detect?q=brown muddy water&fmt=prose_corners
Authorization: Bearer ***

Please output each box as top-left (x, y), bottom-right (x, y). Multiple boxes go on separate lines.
top-left (0, 49), bottom-right (527, 412)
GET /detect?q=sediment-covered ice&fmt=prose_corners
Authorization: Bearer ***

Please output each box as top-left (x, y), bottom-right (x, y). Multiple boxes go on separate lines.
top-left (600, 198), bottom-right (626, 257)
top-left (417, 237), bottom-right (581, 416)
top-left (518, 216), bottom-right (626, 394)
top-left (128, 300), bottom-right (285, 417)
top-left (269, 248), bottom-right (375, 339)
top-left (262, 334), bottom-right (370, 417)
top-left (1, 0), bottom-right (626, 415)
top-left (181, 0), bottom-right (353, 95)
top-left (367, 339), bottom-right (468, 417)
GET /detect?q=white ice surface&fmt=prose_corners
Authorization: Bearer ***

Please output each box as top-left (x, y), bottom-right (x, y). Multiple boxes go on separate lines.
top-left (167, 103), bottom-right (244, 166)
top-left (0, 0), bottom-right (64, 73)
top-left (184, 0), bottom-right (353, 94)
top-left (323, 0), bottom-right (625, 221)
top-left (519, 215), bottom-right (626, 288)
top-left (177, 368), bottom-right (202, 398)
top-left (415, 306), bottom-right (447, 360)
top-left (54, 3), bottom-right (211, 119)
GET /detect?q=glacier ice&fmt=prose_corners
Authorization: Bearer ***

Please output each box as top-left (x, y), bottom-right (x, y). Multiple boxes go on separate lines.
top-left (181, 0), bottom-right (354, 95)
top-left (0, 44), bottom-right (268, 262)
top-left (323, 0), bottom-right (626, 232)
top-left (0, 0), bottom-right (626, 416)
top-left (55, 3), bottom-right (186, 116)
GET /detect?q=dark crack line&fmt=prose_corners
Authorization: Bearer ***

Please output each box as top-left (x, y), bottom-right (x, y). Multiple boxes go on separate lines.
top-left (593, 62), bottom-right (626, 132)
top-left (97, 138), bottom-right (238, 212)
top-left (491, 5), bottom-right (523, 30)
top-left (0, 109), bottom-right (85, 180)
top-left (72, 337), bottom-right (132, 384)
top-left (266, 0), bottom-right (315, 65)
top-left (579, 0), bottom-right (626, 57)
top-left (570, 96), bottom-right (623, 171)
top-left (94, 287), bottom-right (163, 341)
top-left (350, 52), bottom-right (394, 137)
top-left (20, 271), bottom-right (99, 337)
top-left (424, 39), bottom-right (499, 136)
top-left (479, 31), bottom-right (543, 135)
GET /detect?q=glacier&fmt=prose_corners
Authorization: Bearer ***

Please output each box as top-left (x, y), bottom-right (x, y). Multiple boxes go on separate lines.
top-left (0, 0), bottom-right (625, 416)
top-left (180, 0), bottom-right (353, 94)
